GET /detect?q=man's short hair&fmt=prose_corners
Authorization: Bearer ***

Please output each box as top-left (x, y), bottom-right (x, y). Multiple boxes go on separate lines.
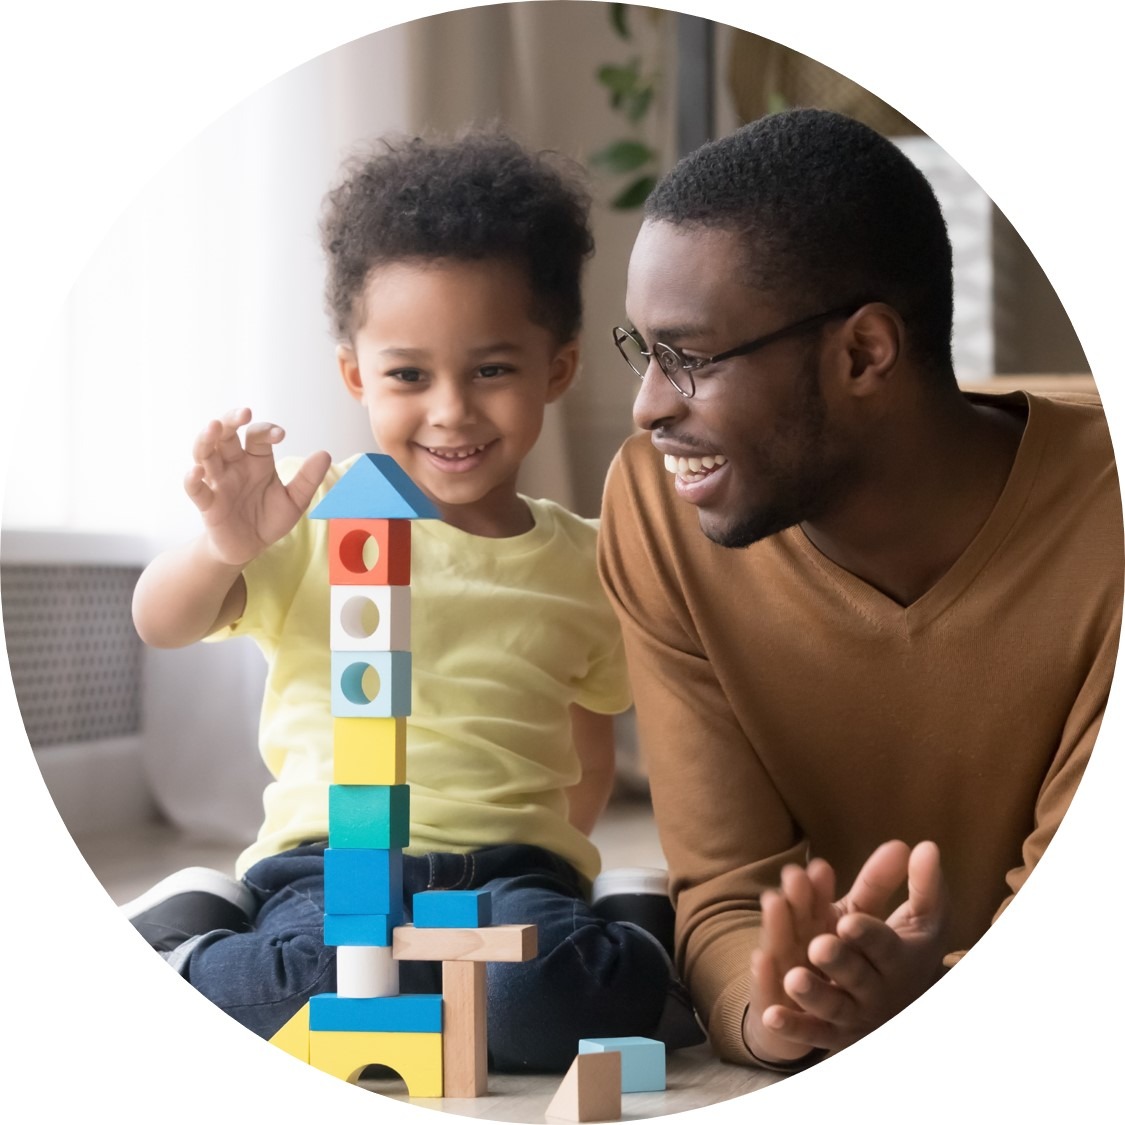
top-left (321, 129), bottom-right (594, 344)
top-left (644, 108), bottom-right (955, 378)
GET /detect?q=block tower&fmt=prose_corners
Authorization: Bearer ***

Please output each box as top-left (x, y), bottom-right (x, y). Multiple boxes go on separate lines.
top-left (268, 454), bottom-right (537, 1100)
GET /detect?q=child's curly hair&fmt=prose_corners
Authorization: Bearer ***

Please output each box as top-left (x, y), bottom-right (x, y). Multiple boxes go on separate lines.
top-left (320, 128), bottom-right (594, 345)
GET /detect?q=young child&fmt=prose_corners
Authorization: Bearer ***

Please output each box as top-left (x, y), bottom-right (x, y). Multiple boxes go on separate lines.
top-left (127, 131), bottom-right (703, 1072)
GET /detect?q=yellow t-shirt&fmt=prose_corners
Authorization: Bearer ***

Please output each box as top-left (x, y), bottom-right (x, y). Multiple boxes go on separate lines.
top-left (217, 458), bottom-right (632, 881)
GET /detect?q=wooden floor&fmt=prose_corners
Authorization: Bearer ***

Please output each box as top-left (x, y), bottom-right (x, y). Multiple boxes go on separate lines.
top-left (357, 1043), bottom-right (786, 1119)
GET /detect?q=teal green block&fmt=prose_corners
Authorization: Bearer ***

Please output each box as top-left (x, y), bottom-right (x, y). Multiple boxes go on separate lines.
top-left (579, 1037), bottom-right (665, 1092)
top-left (328, 785), bottom-right (410, 849)
top-left (331, 651), bottom-right (412, 718)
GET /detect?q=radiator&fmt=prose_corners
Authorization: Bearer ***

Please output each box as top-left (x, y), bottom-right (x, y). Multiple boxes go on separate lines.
top-left (1, 530), bottom-right (158, 836)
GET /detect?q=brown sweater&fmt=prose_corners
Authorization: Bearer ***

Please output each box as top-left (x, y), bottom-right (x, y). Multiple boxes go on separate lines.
top-left (598, 392), bottom-right (1122, 1065)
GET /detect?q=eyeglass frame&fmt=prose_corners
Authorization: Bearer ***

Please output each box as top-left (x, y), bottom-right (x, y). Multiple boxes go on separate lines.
top-left (612, 303), bottom-right (865, 398)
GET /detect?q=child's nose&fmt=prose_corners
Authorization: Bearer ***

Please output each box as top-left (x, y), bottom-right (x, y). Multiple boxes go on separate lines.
top-left (428, 381), bottom-right (476, 427)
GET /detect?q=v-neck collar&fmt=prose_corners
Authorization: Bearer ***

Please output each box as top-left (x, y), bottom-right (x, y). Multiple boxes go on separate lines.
top-left (784, 391), bottom-right (1047, 635)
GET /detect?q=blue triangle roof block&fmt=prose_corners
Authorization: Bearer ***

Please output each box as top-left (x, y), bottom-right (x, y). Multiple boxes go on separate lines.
top-left (309, 454), bottom-right (441, 520)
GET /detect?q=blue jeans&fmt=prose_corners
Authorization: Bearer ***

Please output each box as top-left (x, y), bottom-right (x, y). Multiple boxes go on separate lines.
top-left (171, 842), bottom-right (677, 1072)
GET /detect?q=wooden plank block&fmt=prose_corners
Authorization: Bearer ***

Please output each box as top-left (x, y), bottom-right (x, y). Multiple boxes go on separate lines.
top-left (413, 889), bottom-right (492, 928)
top-left (392, 924), bottom-right (537, 963)
top-left (442, 960), bottom-right (487, 1097)
top-left (546, 1052), bottom-right (621, 1122)
top-left (310, 993), bottom-right (442, 1033)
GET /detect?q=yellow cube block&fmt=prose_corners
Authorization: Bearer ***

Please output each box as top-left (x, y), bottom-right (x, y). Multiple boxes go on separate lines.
top-left (333, 717), bottom-right (407, 785)
top-left (309, 1030), bottom-right (443, 1097)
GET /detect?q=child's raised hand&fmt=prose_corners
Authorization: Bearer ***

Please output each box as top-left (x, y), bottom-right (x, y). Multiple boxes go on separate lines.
top-left (184, 407), bottom-right (331, 568)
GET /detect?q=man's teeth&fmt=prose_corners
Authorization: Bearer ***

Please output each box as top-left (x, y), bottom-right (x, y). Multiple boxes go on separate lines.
top-left (427, 445), bottom-right (487, 460)
top-left (663, 453), bottom-right (728, 476)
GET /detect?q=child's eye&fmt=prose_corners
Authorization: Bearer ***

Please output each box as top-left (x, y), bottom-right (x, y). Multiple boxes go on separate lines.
top-left (477, 365), bottom-right (512, 379)
top-left (388, 368), bottom-right (425, 384)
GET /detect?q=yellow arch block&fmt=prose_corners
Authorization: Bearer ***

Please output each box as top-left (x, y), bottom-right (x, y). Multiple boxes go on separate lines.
top-left (310, 1030), bottom-right (443, 1098)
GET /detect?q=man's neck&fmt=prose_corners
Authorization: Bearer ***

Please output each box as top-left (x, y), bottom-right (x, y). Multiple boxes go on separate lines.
top-left (801, 390), bottom-right (1026, 607)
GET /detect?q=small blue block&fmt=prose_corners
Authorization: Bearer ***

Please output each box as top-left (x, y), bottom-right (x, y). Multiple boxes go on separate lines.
top-left (328, 785), bottom-right (410, 849)
top-left (579, 1037), bottom-right (665, 1093)
top-left (323, 913), bottom-right (396, 946)
top-left (412, 889), bottom-right (493, 929)
top-left (324, 848), bottom-right (403, 916)
top-left (309, 993), bottom-right (443, 1033)
top-left (331, 651), bottom-right (412, 718)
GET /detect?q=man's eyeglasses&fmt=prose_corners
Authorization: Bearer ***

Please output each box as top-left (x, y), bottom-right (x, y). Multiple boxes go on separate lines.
top-left (612, 305), bottom-right (862, 398)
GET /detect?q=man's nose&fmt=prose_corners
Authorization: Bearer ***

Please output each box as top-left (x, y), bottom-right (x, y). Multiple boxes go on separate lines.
top-left (632, 360), bottom-right (688, 432)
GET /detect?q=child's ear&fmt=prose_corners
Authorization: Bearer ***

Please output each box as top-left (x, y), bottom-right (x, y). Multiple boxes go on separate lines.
top-left (545, 341), bottom-right (580, 403)
top-left (337, 344), bottom-right (364, 402)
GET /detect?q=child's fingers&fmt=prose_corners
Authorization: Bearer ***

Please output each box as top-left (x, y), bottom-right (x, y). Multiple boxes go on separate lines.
top-left (243, 421), bottom-right (284, 457)
top-left (183, 465), bottom-right (215, 513)
top-left (215, 407), bottom-right (252, 462)
top-left (285, 450), bottom-right (332, 513)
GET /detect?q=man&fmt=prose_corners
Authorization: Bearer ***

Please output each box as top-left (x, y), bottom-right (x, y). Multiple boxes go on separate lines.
top-left (597, 108), bottom-right (1122, 1071)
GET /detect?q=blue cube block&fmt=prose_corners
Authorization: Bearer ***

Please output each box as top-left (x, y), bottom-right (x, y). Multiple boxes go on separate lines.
top-left (331, 651), bottom-right (412, 718)
top-left (310, 993), bottom-right (443, 1033)
top-left (579, 1037), bottom-right (665, 1092)
top-left (324, 848), bottom-right (403, 916)
top-left (412, 889), bottom-right (493, 929)
top-left (323, 913), bottom-right (397, 947)
top-left (328, 784), bottom-right (410, 849)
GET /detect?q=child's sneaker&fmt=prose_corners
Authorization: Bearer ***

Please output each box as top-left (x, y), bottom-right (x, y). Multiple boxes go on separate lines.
top-left (122, 866), bottom-right (257, 953)
top-left (591, 866), bottom-right (676, 961)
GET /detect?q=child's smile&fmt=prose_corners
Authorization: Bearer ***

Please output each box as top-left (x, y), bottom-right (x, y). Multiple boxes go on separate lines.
top-left (338, 257), bottom-right (578, 538)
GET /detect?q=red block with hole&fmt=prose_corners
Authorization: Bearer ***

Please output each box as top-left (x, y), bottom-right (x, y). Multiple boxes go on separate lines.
top-left (328, 519), bottom-right (411, 586)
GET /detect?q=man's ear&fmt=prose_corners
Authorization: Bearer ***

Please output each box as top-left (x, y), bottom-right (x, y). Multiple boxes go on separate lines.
top-left (840, 304), bottom-right (902, 398)
top-left (337, 344), bottom-right (364, 402)
top-left (546, 341), bottom-right (581, 403)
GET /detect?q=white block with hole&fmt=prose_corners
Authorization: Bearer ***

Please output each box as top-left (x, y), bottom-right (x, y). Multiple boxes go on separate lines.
top-left (336, 945), bottom-right (400, 998)
top-left (330, 585), bottom-right (410, 652)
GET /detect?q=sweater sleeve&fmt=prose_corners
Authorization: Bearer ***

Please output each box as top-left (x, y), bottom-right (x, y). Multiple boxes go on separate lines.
top-left (597, 440), bottom-right (808, 1065)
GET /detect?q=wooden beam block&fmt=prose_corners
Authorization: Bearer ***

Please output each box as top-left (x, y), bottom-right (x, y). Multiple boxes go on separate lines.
top-left (546, 1052), bottom-right (621, 1122)
top-left (392, 924), bottom-right (537, 963)
top-left (442, 960), bottom-right (488, 1097)
top-left (413, 888), bottom-right (492, 929)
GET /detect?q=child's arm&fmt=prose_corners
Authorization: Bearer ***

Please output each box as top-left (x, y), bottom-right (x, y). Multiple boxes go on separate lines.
top-left (132, 408), bottom-right (330, 648)
top-left (565, 704), bottom-right (618, 835)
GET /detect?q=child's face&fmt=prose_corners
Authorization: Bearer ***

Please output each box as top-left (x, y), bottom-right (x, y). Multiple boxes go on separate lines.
top-left (338, 258), bottom-right (578, 536)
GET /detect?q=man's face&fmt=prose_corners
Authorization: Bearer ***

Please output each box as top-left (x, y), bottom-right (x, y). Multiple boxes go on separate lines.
top-left (623, 220), bottom-right (859, 548)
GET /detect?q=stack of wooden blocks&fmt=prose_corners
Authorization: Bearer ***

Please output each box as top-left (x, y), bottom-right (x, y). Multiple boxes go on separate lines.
top-left (269, 454), bottom-right (536, 1099)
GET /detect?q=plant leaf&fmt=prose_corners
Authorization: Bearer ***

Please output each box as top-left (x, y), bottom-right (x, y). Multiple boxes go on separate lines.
top-left (609, 3), bottom-right (630, 40)
top-left (624, 84), bottom-right (654, 124)
top-left (589, 139), bottom-right (655, 174)
top-left (597, 60), bottom-right (640, 96)
top-left (611, 174), bottom-right (659, 210)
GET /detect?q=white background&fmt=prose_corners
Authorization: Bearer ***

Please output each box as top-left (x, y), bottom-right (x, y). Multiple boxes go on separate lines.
top-left (1, 2), bottom-right (1122, 1122)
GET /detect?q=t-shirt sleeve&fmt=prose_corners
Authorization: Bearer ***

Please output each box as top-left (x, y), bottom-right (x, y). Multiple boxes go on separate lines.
top-left (596, 440), bottom-right (807, 1066)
